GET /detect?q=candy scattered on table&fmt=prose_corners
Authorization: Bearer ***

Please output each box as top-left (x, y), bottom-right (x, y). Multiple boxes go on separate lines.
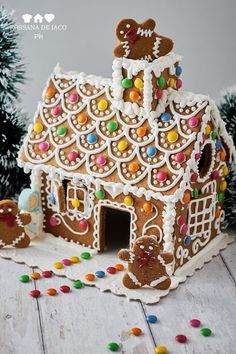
top-left (85, 273), bottom-right (95, 281)
top-left (200, 328), bottom-right (212, 337)
top-left (54, 262), bottom-right (63, 269)
top-left (189, 319), bottom-right (201, 327)
top-left (73, 280), bottom-right (84, 289)
top-left (114, 264), bottom-right (124, 271)
top-left (42, 270), bottom-right (53, 278)
top-left (30, 290), bottom-right (41, 298)
top-left (175, 334), bottom-right (187, 343)
top-left (107, 342), bottom-right (120, 352)
top-left (95, 270), bottom-right (105, 278)
top-left (70, 256), bottom-right (80, 263)
top-left (31, 272), bottom-right (41, 280)
top-left (59, 285), bottom-right (70, 293)
top-left (81, 252), bottom-right (91, 260)
top-left (146, 315), bottom-right (158, 323)
top-left (106, 266), bottom-right (116, 274)
top-left (19, 275), bottom-right (30, 283)
top-left (130, 327), bottom-right (142, 336)
top-left (155, 345), bottom-right (167, 354)
top-left (47, 288), bottom-right (57, 296)
top-left (61, 259), bottom-right (71, 266)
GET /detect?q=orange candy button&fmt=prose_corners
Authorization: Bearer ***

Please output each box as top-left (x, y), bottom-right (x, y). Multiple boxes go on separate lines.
top-left (137, 126), bottom-right (146, 137)
top-left (85, 273), bottom-right (95, 281)
top-left (219, 151), bottom-right (226, 161)
top-left (45, 87), bottom-right (55, 99)
top-left (215, 208), bottom-right (221, 218)
top-left (77, 114), bottom-right (87, 125)
top-left (143, 202), bottom-right (153, 213)
top-left (128, 162), bottom-right (139, 173)
top-left (129, 90), bottom-right (139, 102)
top-left (31, 272), bottom-right (41, 280)
top-left (114, 264), bottom-right (125, 271)
top-left (183, 191), bottom-right (191, 203)
top-left (47, 288), bottom-right (57, 296)
top-left (130, 327), bottom-right (143, 336)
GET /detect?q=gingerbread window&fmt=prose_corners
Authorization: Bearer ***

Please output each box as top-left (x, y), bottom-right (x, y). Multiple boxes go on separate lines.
top-left (67, 183), bottom-right (87, 214)
top-left (50, 180), bottom-right (66, 212)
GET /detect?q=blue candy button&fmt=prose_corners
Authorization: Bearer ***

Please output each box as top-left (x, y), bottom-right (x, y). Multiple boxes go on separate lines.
top-left (49, 193), bottom-right (56, 204)
top-left (146, 146), bottom-right (157, 157)
top-left (175, 66), bottom-right (182, 76)
top-left (95, 270), bottom-right (105, 278)
top-left (161, 112), bottom-right (171, 122)
top-left (87, 133), bottom-right (97, 144)
top-left (184, 236), bottom-right (191, 245)
top-left (146, 315), bottom-right (158, 323)
top-left (215, 139), bottom-right (221, 150)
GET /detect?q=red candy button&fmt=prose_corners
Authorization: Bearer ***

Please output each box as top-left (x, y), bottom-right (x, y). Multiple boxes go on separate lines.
top-left (189, 319), bottom-right (201, 327)
top-left (60, 285), bottom-right (70, 293)
top-left (106, 267), bottom-right (116, 274)
top-left (175, 334), bottom-right (187, 343)
top-left (42, 271), bottom-right (53, 278)
top-left (30, 290), bottom-right (41, 298)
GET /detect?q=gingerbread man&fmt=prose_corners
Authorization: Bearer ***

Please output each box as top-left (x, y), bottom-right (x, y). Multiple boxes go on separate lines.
top-left (0, 200), bottom-right (31, 248)
top-left (114, 18), bottom-right (173, 61)
top-left (118, 236), bottom-right (173, 290)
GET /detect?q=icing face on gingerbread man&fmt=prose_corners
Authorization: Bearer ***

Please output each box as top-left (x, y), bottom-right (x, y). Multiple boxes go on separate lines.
top-left (114, 18), bottom-right (174, 62)
top-left (118, 235), bottom-right (173, 290)
top-left (0, 200), bottom-right (31, 248)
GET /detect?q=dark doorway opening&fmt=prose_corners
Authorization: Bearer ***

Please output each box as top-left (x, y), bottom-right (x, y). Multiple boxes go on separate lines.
top-left (101, 207), bottom-right (131, 252)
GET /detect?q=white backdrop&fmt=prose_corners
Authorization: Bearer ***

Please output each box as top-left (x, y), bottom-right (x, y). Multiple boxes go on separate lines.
top-left (3, 0), bottom-right (236, 116)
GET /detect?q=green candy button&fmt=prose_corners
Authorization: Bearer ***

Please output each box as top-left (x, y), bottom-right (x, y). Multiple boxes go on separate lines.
top-left (81, 252), bottom-right (91, 260)
top-left (157, 76), bottom-right (165, 88)
top-left (218, 193), bottom-right (224, 203)
top-left (106, 121), bottom-right (118, 132)
top-left (73, 280), bottom-right (84, 289)
top-left (211, 131), bottom-right (217, 140)
top-left (95, 189), bottom-right (105, 199)
top-left (121, 78), bottom-right (132, 89)
top-left (107, 342), bottom-right (120, 352)
top-left (56, 127), bottom-right (67, 136)
top-left (193, 187), bottom-right (199, 199)
top-left (200, 328), bottom-right (212, 337)
top-left (19, 275), bottom-right (30, 283)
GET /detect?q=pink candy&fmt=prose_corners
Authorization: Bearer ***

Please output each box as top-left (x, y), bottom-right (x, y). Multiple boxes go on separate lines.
top-left (189, 319), bottom-right (201, 327)
top-left (177, 215), bottom-right (186, 226)
top-left (96, 155), bottom-right (106, 166)
top-left (38, 141), bottom-right (49, 151)
top-left (68, 92), bottom-right (79, 103)
top-left (156, 88), bottom-right (163, 100)
top-left (176, 79), bottom-right (182, 89)
top-left (212, 170), bottom-right (219, 180)
top-left (79, 219), bottom-right (88, 231)
top-left (68, 150), bottom-right (78, 161)
top-left (191, 172), bottom-right (199, 183)
top-left (62, 259), bottom-right (71, 266)
top-left (188, 116), bottom-right (199, 128)
top-left (156, 171), bottom-right (167, 182)
top-left (50, 216), bottom-right (59, 226)
top-left (175, 152), bottom-right (185, 164)
top-left (180, 224), bottom-right (188, 236)
top-left (51, 106), bottom-right (62, 117)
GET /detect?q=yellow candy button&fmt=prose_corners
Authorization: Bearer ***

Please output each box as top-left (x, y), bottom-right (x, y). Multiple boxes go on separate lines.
top-left (98, 99), bottom-right (108, 111)
top-left (54, 262), bottom-right (63, 269)
top-left (155, 346), bottom-right (168, 354)
top-left (70, 256), bottom-right (80, 263)
top-left (34, 122), bottom-right (43, 133)
top-left (124, 196), bottom-right (133, 206)
top-left (169, 78), bottom-right (175, 88)
top-left (71, 198), bottom-right (80, 208)
top-left (223, 166), bottom-right (229, 176)
top-left (167, 131), bottom-right (178, 142)
top-left (205, 124), bottom-right (211, 135)
top-left (220, 181), bottom-right (227, 192)
top-left (134, 78), bottom-right (143, 89)
top-left (118, 140), bottom-right (128, 151)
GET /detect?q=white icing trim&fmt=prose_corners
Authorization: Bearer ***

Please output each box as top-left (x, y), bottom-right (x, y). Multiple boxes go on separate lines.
top-left (12, 233), bottom-right (25, 246)
top-left (162, 202), bottom-right (176, 252)
top-left (127, 272), bottom-right (142, 286)
top-left (142, 204), bottom-right (163, 241)
top-left (150, 275), bottom-right (167, 287)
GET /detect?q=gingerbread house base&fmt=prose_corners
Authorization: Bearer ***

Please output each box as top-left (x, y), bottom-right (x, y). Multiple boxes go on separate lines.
top-left (0, 231), bottom-right (233, 304)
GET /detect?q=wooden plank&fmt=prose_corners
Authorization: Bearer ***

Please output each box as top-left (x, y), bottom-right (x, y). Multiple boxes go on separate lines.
top-left (33, 272), bottom-right (155, 354)
top-left (0, 258), bottom-right (43, 354)
top-left (143, 255), bottom-right (236, 354)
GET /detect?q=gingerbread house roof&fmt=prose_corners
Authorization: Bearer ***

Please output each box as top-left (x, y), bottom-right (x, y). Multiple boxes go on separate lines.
top-left (18, 63), bottom-right (236, 202)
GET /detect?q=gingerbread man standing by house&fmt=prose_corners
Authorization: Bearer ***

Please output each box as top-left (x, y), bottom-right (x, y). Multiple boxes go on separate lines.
top-left (114, 18), bottom-right (173, 61)
top-left (118, 236), bottom-right (173, 290)
top-left (0, 200), bottom-right (31, 248)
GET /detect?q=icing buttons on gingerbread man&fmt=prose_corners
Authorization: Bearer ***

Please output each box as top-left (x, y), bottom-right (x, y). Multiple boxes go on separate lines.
top-left (114, 18), bottom-right (174, 61)
top-left (118, 235), bottom-right (173, 290)
top-left (0, 200), bottom-right (31, 248)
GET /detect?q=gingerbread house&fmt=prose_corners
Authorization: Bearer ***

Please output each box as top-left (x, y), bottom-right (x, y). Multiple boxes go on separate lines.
top-left (18, 19), bottom-right (236, 272)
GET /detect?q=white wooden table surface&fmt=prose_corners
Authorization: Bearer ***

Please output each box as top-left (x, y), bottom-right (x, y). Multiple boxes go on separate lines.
top-left (0, 239), bottom-right (235, 354)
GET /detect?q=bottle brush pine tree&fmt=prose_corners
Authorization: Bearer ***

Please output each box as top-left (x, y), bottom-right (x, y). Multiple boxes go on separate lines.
top-left (0, 8), bottom-right (29, 199)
